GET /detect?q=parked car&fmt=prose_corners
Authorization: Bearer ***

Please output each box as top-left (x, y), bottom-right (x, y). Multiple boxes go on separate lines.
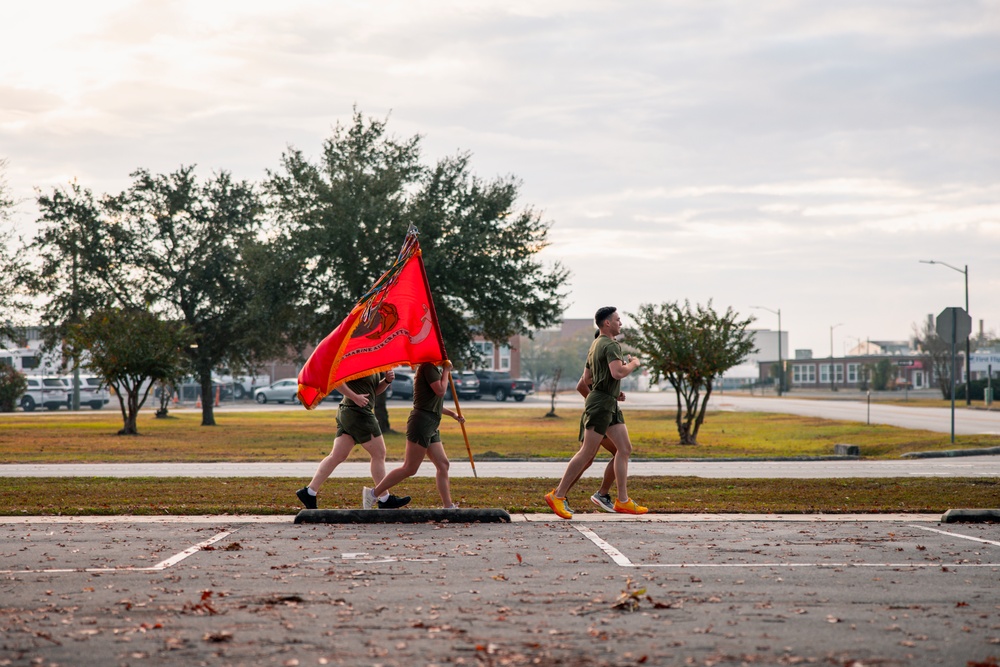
top-left (474, 370), bottom-right (534, 402)
top-left (20, 376), bottom-right (71, 412)
top-left (388, 369), bottom-right (414, 400)
top-left (61, 374), bottom-right (111, 410)
top-left (254, 378), bottom-right (300, 404)
top-left (447, 370), bottom-right (480, 400)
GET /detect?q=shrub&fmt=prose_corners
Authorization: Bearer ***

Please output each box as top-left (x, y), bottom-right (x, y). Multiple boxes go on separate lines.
top-left (0, 364), bottom-right (27, 412)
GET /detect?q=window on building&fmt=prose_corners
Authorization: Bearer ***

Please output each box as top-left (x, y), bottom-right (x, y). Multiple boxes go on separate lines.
top-left (847, 363), bottom-right (859, 383)
top-left (819, 364), bottom-right (844, 383)
top-left (499, 344), bottom-right (511, 371)
top-left (793, 364), bottom-right (816, 384)
top-left (473, 341), bottom-right (495, 370)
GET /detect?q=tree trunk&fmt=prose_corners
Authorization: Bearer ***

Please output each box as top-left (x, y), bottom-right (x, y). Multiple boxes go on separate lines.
top-left (199, 370), bottom-right (216, 426)
top-left (375, 392), bottom-right (391, 432)
top-left (118, 383), bottom-right (140, 435)
top-left (546, 367), bottom-right (562, 417)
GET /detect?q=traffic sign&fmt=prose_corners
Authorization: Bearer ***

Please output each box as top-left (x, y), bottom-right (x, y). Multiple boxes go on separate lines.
top-left (936, 307), bottom-right (972, 344)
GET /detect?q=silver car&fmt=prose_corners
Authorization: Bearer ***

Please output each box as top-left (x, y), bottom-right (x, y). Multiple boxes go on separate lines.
top-left (254, 378), bottom-right (300, 404)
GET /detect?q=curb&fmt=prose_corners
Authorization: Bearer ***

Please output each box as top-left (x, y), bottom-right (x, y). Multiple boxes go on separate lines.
top-left (941, 508), bottom-right (1000, 523)
top-left (902, 446), bottom-right (1000, 459)
top-left (294, 508), bottom-right (511, 524)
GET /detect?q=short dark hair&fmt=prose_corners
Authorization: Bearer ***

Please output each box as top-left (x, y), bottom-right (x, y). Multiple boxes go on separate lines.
top-left (594, 306), bottom-right (617, 329)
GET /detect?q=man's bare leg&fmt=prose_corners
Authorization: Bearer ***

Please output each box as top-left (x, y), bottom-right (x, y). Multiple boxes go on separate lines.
top-left (554, 429), bottom-right (605, 498)
top-left (605, 423), bottom-right (633, 502)
top-left (359, 436), bottom-right (387, 486)
top-left (426, 441), bottom-right (453, 507)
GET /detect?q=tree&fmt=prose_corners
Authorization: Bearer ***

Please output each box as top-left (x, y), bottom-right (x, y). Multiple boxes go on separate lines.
top-left (912, 319), bottom-right (953, 399)
top-left (870, 358), bottom-right (894, 391)
top-left (68, 308), bottom-right (192, 434)
top-left (0, 365), bottom-right (27, 412)
top-left (0, 159), bottom-right (31, 345)
top-left (266, 110), bottom-right (570, 366)
top-left (627, 301), bottom-right (755, 445)
top-left (106, 166), bottom-right (299, 426)
top-left (30, 181), bottom-right (126, 408)
top-left (520, 327), bottom-right (593, 417)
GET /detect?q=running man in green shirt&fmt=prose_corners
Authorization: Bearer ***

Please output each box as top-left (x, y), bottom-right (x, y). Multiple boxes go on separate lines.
top-left (545, 306), bottom-right (647, 518)
top-left (296, 370), bottom-right (410, 510)
top-left (364, 361), bottom-right (466, 510)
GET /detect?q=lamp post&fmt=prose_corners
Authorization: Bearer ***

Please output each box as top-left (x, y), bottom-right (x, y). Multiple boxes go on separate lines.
top-left (920, 260), bottom-right (971, 406)
top-left (830, 323), bottom-right (843, 391)
top-left (751, 305), bottom-right (783, 396)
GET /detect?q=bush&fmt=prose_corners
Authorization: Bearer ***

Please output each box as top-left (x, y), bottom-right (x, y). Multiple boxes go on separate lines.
top-left (955, 377), bottom-right (998, 401)
top-left (0, 365), bottom-right (27, 412)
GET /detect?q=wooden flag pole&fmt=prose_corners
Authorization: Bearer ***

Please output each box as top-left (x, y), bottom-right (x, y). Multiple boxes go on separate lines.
top-left (448, 371), bottom-right (477, 478)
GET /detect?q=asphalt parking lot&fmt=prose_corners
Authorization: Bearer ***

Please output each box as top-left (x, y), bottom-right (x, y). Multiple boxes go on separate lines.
top-left (2, 515), bottom-right (998, 666)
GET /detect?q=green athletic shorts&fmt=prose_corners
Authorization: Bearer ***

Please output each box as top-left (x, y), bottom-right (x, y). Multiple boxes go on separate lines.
top-left (336, 405), bottom-right (381, 444)
top-left (406, 409), bottom-right (442, 448)
top-left (579, 390), bottom-right (625, 440)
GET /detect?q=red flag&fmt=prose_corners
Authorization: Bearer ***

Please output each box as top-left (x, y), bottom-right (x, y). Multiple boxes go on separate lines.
top-left (297, 230), bottom-right (447, 409)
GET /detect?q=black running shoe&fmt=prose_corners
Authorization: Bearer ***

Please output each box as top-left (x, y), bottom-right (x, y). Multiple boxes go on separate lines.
top-left (296, 487), bottom-right (317, 510)
top-left (377, 494), bottom-right (411, 509)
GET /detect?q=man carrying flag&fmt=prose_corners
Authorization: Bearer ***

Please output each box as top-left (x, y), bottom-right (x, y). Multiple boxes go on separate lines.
top-left (295, 369), bottom-right (411, 510)
top-left (295, 227), bottom-right (474, 509)
top-left (364, 361), bottom-right (465, 510)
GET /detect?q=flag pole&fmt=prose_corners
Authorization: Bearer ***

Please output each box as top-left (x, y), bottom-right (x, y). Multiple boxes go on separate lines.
top-left (448, 370), bottom-right (477, 478)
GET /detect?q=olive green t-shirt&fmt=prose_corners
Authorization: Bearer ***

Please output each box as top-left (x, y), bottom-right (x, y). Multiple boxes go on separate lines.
top-left (340, 372), bottom-right (384, 414)
top-left (586, 335), bottom-right (624, 397)
top-left (412, 364), bottom-right (444, 415)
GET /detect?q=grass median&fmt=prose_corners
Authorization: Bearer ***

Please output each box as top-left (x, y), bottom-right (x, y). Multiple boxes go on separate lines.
top-left (3, 407), bottom-right (998, 463)
top-left (2, 476), bottom-right (997, 516)
top-left (3, 408), bottom-right (998, 515)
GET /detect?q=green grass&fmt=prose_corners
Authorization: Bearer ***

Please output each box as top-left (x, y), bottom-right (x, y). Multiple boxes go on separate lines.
top-left (1, 476), bottom-right (995, 516)
top-left (2, 408), bottom-right (997, 463)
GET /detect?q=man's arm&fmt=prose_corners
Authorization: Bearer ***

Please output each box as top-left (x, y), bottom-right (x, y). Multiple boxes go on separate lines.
top-left (333, 382), bottom-right (367, 407)
top-left (429, 361), bottom-right (452, 397)
top-left (375, 370), bottom-right (395, 395)
top-left (576, 367), bottom-right (593, 399)
top-left (608, 354), bottom-right (641, 380)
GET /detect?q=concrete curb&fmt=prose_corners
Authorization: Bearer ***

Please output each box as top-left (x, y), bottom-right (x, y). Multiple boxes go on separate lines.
top-left (902, 446), bottom-right (1000, 459)
top-left (941, 508), bottom-right (1000, 523)
top-left (293, 508), bottom-right (511, 524)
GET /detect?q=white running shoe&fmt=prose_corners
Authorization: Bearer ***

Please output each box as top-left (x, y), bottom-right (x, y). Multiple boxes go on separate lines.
top-left (362, 486), bottom-right (376, 510)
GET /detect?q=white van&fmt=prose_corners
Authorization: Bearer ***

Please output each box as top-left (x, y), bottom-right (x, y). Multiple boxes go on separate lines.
top-left (62, 374), bottom-right (112, 410)
top-left (20, 376), bottom-right (71, 412)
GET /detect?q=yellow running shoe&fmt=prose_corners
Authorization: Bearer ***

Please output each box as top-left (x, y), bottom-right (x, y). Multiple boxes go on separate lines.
top-left (613, 498), bottom-right (648, 515)
top-left (544, 490), bottom-right (573, 519)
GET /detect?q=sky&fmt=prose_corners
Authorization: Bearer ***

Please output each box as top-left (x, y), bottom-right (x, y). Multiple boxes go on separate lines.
top-left (2, 0), bottom-right (999, 357)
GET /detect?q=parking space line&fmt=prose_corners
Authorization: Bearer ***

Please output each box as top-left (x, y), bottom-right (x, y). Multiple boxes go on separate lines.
top-left (0, 529), bottom-right (234, 574)
top-left (574, 525), bottom-right (1000, 569)
top-left (909, 525), bottom-right (1000, 547)
top-left (573, 525), bottom-right (633, 566)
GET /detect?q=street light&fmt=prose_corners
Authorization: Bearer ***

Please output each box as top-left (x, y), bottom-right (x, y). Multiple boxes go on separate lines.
top-left (920, 260), bottom-right (971, 406)
top-left (750, 305), bottom-right (783, 396)
top-left (830, 323), bottom-right (844, 391)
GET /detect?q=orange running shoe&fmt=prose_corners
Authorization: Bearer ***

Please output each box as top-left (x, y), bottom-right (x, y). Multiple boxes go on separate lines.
top-left (613, 498), bottom-right (648, 515)
top-left (544, 490), bottom-right (573, 519)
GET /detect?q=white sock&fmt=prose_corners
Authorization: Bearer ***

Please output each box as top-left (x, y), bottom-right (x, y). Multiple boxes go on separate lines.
top-left (378, 492), bottom-right (389, 502)
top-left (307, 487), bottom-right (317, 496)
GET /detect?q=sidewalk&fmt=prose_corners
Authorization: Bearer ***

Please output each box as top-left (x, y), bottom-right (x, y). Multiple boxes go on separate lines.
top-left (3, 456), bottom-right (999, 478)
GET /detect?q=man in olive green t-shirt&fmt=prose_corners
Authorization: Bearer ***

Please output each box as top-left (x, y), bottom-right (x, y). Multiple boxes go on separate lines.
top-left (545, 306), bottom-right (647, 519)
top-left (296, 370), bottom-right (410, 510)
top-left (364, 361), bottom-right (466, 510)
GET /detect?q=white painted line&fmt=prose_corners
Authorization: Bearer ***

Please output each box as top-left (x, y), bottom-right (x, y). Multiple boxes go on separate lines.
top-left (574, 525), bottom-right (1000, 570)
top-left (512, 513), bottom-right (942, 523)
top-left (573, 525), bottom-right (633, 566)
top-left (909, 525), bottom-right (1000, 547)
top-left (0, 529), bottom-right (234, 575)
top-left (150, 530), bottom-right (234, 570)
top-left (623, 562), bottom-right (1000, 569)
